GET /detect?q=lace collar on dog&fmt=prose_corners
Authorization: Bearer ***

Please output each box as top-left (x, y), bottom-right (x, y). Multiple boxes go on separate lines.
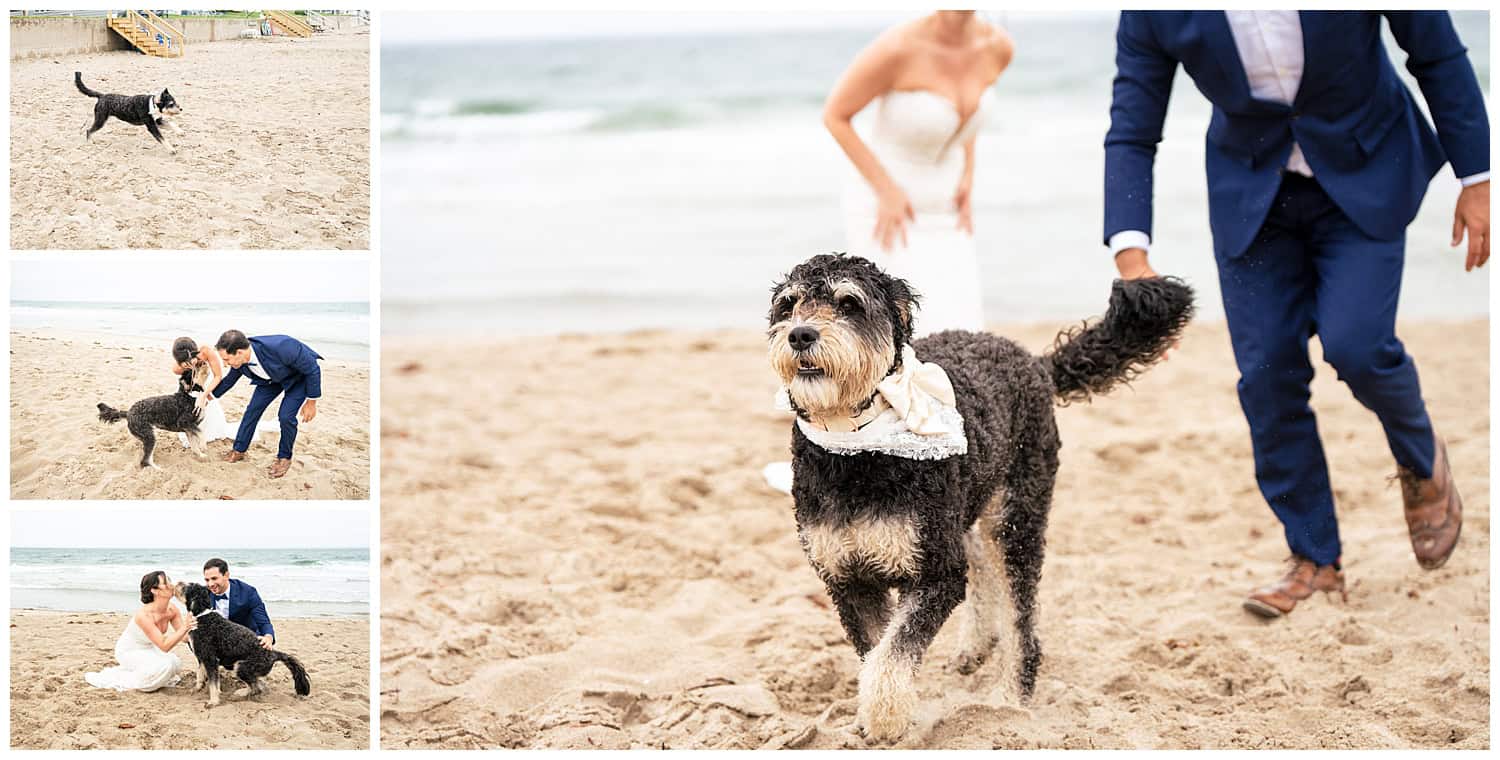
top-left (790, 346), bottom-right (968, 460)
top-left (195, 608), bottom-right (220, 618)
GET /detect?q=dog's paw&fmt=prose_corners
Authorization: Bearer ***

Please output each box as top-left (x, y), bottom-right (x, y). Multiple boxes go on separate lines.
top-left (233, 687), bottom-right (252, 699)
top-left (204, 699), bottom-right (219, 710)
top-left (953, 634), bottom-right (999, 675)
top-left (856, 654), bottom-right (916, 744)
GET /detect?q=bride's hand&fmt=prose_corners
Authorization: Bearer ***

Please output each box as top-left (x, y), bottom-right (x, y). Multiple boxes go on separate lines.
top-left (194, 394), bottom-right (210, 414)
top-left (874, 185), bottom-right (914, 251)
top-left (954, 181), bottom-right (973, 236)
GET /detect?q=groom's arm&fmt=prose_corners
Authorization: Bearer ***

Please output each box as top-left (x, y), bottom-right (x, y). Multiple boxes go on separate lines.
top-left (1104, 12), bottom-right (1179, 268)
top-left (292, 344), bottom-right (322, 401)
top-left (1383, 11), bottom-right (1488, 181)
top-left (246, 586), bottom-right (275, 645)
top-left (211, 366), bottom-right (243, 399)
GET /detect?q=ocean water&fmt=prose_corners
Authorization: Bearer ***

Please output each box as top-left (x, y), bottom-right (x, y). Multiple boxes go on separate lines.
top-left (10, 301), bottom-right (370, 362)
top-left (11, 548), bottom-right (369, 618)
top-left (382, 11), bottom-right (1489, 335)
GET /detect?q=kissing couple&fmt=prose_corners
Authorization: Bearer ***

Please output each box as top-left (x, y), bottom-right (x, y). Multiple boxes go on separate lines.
top-left (168, 330), bottom-right (324, 479)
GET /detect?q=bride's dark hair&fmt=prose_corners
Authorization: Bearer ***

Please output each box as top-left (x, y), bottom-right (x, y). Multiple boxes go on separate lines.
top-left (139, 570), bottom-right (167, 604)
top-left (172, 337), bottom-right (199, 366)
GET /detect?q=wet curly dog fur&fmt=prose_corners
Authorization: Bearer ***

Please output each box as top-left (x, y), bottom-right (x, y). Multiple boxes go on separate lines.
top-left (97, 363), bottom-right (210, 469)
top-left (768, 253), bottom-right (1193, 742)
top-left (174, 582), bottom-right (311, 708)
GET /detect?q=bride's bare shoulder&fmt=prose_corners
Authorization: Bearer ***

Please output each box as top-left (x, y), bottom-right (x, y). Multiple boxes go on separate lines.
top-left (980, 22), bottom-right (1015, 66)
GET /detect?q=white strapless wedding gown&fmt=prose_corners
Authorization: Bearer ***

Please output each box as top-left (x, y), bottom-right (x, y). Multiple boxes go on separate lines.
top-left (843, 88), bottom-right (993, 337)
top-left (763, 89), bottom-right (996, 495)
top-left (83, 617), bottom-right (182, 692)
top-left (177, 396), bottom-right (277, 448)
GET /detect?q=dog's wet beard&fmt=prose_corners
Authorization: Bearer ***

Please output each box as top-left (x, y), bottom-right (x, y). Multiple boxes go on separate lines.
top-left (768, 295), bottom-right (896, 419)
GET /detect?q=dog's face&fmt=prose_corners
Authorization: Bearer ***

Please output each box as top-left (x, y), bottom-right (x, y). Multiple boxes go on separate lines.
top-left (158, 88), bottom-right (181, 115)
top-left (178, 362), bottom-right (209, 394)
top-left (767, 254), bottom-right (917, 417)
top-left (175, 581), bottom-right (213, 615)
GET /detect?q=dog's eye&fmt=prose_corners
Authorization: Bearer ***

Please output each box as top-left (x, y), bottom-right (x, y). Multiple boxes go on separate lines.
top-left (838, 296), bottom-right (862, 314)
top-left (774, 296), bottom-right (796, 319)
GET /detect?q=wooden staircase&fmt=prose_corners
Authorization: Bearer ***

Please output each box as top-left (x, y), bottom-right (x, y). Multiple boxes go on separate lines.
top-left (265, 10), bottom-right (314, 38)
top-left (107, 10), bottom-right (185, 58)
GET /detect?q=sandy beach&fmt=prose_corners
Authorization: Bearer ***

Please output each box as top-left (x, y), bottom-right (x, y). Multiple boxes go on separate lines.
top-left (10, 611), bottom-right (369, 749)
top-left (10, 26), bottom-right (369, 250)
top-left (379, 318), bottom-right (1488, 749)
top-left (11, 331), bottom-right (370, 500)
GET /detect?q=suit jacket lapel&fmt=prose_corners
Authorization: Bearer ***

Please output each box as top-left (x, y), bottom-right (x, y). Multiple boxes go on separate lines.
top-left (1203, 11), bottom-right (1252, 102)
top-left (1293, 10), bottom-right (1322, 108)
top-left (1205, 10), bottom-right (1295, 115)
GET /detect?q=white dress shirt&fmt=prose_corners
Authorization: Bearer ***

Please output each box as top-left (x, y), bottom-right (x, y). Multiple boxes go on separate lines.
top-left (215, 588), bottom-right (230, 618)
top-left (243, 347), bottom-right (271, 382)
top-left (1110, 11), bottom-right (1489, 256)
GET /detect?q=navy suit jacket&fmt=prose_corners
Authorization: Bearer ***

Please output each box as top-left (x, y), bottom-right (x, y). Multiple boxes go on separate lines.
top-left (222, 578), bottom-right (275, 643)
top-left (212, 335), bottom-right (324, 401)
top-left (1104, 11), bottom-right (1488, 259)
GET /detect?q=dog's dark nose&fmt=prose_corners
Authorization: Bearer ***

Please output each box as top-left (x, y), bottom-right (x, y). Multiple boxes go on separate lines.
top-left (788, 326), bottom-right (820, 352)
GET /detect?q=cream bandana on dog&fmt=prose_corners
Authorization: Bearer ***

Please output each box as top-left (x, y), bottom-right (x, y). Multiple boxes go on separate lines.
top-left (783, 346), bottom-right (968, 460)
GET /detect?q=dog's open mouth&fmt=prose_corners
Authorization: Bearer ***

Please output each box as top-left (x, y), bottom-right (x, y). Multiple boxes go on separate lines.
top-left (796, 358), bottom-right (825, 378)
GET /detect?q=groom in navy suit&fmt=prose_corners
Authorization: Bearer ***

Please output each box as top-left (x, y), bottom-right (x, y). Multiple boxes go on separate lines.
top-left (202, 558), bottom-right (275, 648)
top-left (1103, 12), bottom-right (1487, 616)
top-left (210, 329), bottom-right (324, 479)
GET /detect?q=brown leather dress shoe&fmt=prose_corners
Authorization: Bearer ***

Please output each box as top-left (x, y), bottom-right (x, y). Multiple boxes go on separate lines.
top-left (223, 450), bottom-right (245, 463)
top-left (268, 458), bottom-right (292, 479)
top-left (1399, 434), bottom-right (1463, 570)
top-left (1243, 556), bottom-right (1346, 618)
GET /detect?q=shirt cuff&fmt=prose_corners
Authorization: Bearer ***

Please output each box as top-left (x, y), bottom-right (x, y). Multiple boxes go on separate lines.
top-left (1460, 171), bottom-right (1490, 187)
top-left (1109, 230), bottom-right (1152, 256)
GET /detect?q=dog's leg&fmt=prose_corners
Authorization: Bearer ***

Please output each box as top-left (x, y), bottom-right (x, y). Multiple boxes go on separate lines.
top-left (955, 508), bottom-right (1005, 675)
top-left (193, 660), bottom-right (207, 692)
top-left (159, 116), bottom-right (184, 135)
top-left (129, 419), bottom-right (158, 469)
top-left (145, 119), bottom-right (176, 155)
top-left (204, 663), bottom-right (221, 708)
top-left (185, 430), bottom-right (208, 459)
top-left (828, 579), bottom-right (893, 657)
top-left (994, 426), bottom-right (1058, 700)
top-left (83, 110), bottom-right (107, 141)
top-left (856, 574), bottom-right (965, 743)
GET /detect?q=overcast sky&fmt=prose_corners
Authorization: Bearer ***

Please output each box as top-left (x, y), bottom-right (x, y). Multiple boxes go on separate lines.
top-left (382, 10), bottom-right (1115, 44)
top-left (10, 255), bottom-right (369, 303)
top-left (11, 508), bottom-right (369, 548)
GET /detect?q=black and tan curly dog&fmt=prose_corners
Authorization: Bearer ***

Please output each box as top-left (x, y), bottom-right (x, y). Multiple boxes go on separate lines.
top-left (175, 582), bottom-right (311, 708)
top-left (768, 253), bottom-right (1193, 741)
top-left (97, 363), bottom-right (210, 469)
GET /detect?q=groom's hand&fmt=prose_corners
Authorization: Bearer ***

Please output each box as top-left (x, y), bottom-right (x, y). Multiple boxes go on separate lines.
top-left (1453, 180), bottom-right (1490, 271)
top-left (258, 634), bottom-right (273, 649)
top-left (1114, 247), bottom-right (1177, 359)
top-left (300, 399), bottom-right (317, 423)
top-left (1114, 247), bottom-right (1160, 280)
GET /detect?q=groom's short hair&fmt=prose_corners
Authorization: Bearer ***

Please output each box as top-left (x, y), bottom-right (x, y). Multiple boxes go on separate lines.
top-left (204, 558), bottom-right (229, 575)
top-left (215, 330), bottom-right (251, 354)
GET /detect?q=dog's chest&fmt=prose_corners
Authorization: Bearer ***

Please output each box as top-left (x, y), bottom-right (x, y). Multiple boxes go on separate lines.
top-left (799, 515), bottom-right (922, 582)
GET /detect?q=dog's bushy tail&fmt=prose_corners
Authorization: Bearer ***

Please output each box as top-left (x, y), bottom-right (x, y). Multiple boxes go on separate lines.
top-left (97, 402), bottom-right (128, 423)
top-left (1044, 277), bottom-right (1195, 405)
top-left (75, 71), bottom-right (102, 98)
top-left (276, 651), bottom-right (311, 696)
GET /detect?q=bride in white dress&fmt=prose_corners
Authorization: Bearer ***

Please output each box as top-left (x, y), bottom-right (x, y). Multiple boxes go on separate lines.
top-left (84, 571), bottom-right (196, 692)
top-left (764, 11), bottom-right (1014, 493)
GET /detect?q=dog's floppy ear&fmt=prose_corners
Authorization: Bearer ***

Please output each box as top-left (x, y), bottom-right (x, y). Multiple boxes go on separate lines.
top-left (882, 274), bottom-right (919, 345)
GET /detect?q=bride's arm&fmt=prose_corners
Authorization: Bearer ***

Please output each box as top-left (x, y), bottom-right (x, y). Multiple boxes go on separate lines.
top-left (135, 609), bottom-right (193, 653)
top-left (200, 346), bottom-right (224, 388)
top-left (823, 31), bottom-right (908, 200)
